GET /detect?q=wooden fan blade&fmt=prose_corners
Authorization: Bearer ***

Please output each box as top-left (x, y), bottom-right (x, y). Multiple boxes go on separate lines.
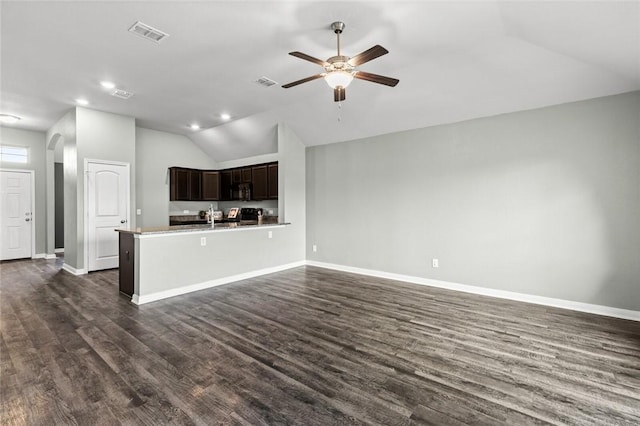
top-left (282, 74), bottom-right (324, 88)
top-left (354, 71), bottom-right (399, 87)
top-left (289, 51), bottom-right (329, 67)
top-left (348, 45), bottom-right (388, 67)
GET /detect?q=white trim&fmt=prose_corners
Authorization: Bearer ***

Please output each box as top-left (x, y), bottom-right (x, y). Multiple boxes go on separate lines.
top-left (84, 159), bottom-right (131, 272)
top-left (132, 260), bottom-right (305, 305)
top-left (44, 254), bottom-right (57, 260)
top-left (0, 168), bottom-right (35, 259)
top-left (54, 248), bottom-right (64, 253)
top-left (33, 253), bottom-right (46, 259)
top-left (305, 261), bottom-right (640, 322)
top-left (62, 262), bottom-right (87, 275)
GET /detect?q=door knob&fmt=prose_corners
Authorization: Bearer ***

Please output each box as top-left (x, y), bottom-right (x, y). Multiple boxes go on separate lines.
top-left (120, 220), bottom-right (127, 223)
top-left (25, 218), bottom-right (30, 222)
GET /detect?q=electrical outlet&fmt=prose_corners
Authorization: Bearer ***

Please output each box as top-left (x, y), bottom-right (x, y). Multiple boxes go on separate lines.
top-left (268, 231), bottom-right (273, 239)
top-left (312, 244), bottom-right (317, 252)
top-left (136, 209), bottom-right (141, 215)
top-left (268, 210), bottom-right (274, 215)
top-left (200, 237), bottom-right (206, 246)
top-left (432, 258), bottom-right (439, 268)
top-left (183, 210), bottom-right (189, 214)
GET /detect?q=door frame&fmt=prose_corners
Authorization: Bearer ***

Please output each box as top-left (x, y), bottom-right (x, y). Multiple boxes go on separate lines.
top-left (0, 168), bottom-right (36, 259)
top-left (83, 159), bottom-right (130, 272)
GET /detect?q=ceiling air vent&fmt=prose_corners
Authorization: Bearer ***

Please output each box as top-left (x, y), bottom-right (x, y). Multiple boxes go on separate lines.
top-left (128, 21), bottom-right (169, 43)
top-left (111, 89), bottom-right (133, 99)
top-left (254, 76), bottom-right (278, 88)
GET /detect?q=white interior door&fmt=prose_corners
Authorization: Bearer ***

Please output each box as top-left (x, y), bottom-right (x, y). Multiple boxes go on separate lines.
top-left (0, 170), bottom-right (33, 260)
top-left (87, 161), bottom-right (129, 271)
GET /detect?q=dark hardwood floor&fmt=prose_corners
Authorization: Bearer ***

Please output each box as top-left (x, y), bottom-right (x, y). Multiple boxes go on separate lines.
top-left (1, 257), bottom-right (639, 425)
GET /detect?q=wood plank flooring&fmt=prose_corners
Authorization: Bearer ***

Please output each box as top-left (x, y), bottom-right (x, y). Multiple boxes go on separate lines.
top-left (1, 257), bottom-right (639, 425)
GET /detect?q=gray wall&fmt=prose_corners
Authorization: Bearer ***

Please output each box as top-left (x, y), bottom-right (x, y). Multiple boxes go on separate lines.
top-left (47, 109), bottom-right (77, 263)
top-left (136, 127), bottom-right (218, 228)
top-left (54, 162), bottom-right (64, 249)
top-left (134, 122), bottom-right (307, 300)
top-left (0, 126), bottom-right (47, 255)
top-left (71, 108), bottom-right (136, 271)
top-left (306, 91), bottom-right (640, 311)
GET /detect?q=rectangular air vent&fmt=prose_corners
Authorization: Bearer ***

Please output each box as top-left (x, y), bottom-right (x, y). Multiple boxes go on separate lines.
top-left (111, 89), bottom-right (133, 99)
top-left (128, 21), bottom-right (169, 43)
top-left (254, 76), bottom-right (278, 88)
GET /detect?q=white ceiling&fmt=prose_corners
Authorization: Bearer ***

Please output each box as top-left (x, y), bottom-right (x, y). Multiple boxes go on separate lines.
top-left (1, 1), bottom-right (638, 161)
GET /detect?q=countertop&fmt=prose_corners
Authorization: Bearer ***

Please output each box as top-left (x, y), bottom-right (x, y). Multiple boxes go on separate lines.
top-left (116, 221), bottom-right (289, 235)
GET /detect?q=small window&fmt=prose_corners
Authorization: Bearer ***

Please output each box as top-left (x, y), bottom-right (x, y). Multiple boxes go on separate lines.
top-left (0, 145), bottom-right (29, 163)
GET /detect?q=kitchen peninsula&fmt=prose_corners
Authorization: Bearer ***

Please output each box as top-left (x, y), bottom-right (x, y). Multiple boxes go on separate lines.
top-left (117, 220), bottom-right (300, 305)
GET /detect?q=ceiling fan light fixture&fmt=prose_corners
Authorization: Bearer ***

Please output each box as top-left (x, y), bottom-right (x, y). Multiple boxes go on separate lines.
top-left (324, 71), bottom-right (353, 89)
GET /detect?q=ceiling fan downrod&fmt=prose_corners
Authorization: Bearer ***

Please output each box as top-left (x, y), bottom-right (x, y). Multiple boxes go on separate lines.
top-left (331, 21), bottom-right (345, 56)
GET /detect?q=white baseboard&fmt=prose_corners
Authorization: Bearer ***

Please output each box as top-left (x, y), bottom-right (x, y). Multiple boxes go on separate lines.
top-left (133, 260), bottom-right (306, 305)
top-left (54, 248), bottom-right (64, 253)
top-left (34, 253), bottom-right (57, 259)
top-left (305, 261), bottom-right (640, 322)
top-left (62, 263), bottom-right (87, 276)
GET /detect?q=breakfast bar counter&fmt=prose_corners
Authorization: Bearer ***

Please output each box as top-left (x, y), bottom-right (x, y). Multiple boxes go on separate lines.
top-left (116, 221), bottom-right (301, 305)
top-left (117, 221), bottom-right (288, 235)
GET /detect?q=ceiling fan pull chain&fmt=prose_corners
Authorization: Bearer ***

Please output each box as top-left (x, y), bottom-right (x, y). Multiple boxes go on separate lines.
top-left (337, 101), bottom-right (342, 122)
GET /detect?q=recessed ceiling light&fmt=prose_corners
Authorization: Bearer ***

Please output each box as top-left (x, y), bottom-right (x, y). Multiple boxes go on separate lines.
top-left (190, 124), bottom-right (200, 130)
top-left (220, 113), bottom-right (231, 121)
top-left (100, 81), bottom-right (116, 89)
top-left (0, 114), bottom-right (21, 124)
top-left (75, 99), bottom-right (89, 106)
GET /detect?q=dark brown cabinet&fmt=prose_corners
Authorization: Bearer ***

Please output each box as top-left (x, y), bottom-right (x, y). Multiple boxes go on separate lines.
top-left (170, 167), bottom-right (201, 201)
top-left (169, 162), bottom-right (277, 201)
top-left (190, 170), bottom-right (202, 201)
top-left (118, 232), bottom-right (134, 297)
top-left (220, 170), bottom-right (232, 201)
top-left (201, 171), bottom-right (220, 201)
top-left (232, 167), bottom-right (252, 184)
top-left (251, 165), bottom-right (268, 200)
top-left (268, 163), bottom-right (278, 199)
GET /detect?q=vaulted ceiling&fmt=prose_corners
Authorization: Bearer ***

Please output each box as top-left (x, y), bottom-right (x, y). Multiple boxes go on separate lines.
top-left (1, 1), bottom-right (638, 161)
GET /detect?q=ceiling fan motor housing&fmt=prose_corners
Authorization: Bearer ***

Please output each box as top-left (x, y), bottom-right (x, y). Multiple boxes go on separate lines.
top-left (326, 55), bottom-right (353, 72)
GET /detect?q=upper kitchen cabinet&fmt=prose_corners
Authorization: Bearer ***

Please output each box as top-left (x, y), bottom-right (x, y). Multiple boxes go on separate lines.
top-left (220, 170), bottom-right (232, 201)
top-left (169, 162), bottom-right (277, 201)
top-left (170, 167), bottom-right (201, 201)
top-left (251, 165), bottom-right (268, 200)
top-left (201, 171), bottom-right (220, 201)
top-left (268, 163), bottom-right (278, 199)
top-left (232, 167), bottom-right (252, 184)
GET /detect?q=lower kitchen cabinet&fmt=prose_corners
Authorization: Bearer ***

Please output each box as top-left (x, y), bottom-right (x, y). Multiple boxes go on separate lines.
top-left (118, 233), bottom-right (134, 297)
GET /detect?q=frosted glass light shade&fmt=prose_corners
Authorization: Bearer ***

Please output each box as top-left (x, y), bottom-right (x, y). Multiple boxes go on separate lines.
top-left (324, 71), bottom-right (353, 88)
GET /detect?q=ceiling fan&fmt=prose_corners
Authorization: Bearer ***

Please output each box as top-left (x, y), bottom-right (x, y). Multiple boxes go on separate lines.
top-left (282, 21), bottom-right (399, 102)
